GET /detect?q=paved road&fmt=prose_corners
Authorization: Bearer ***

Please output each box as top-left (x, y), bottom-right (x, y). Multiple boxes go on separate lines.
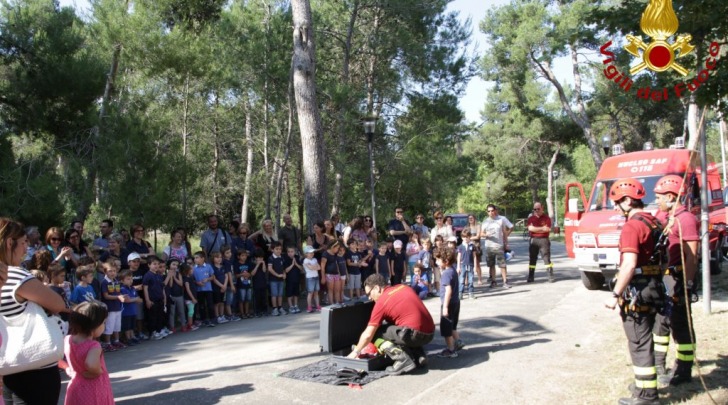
top-left (59, 236), bottom-right (619, 404)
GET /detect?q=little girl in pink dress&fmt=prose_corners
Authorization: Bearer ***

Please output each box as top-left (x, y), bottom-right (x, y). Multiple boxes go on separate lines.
top-left (64, 301), bottom-right (114, 405)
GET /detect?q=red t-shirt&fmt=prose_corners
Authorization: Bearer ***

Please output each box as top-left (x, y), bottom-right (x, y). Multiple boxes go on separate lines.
top-left (618, 212), bottom-right (656, 267)
top-left (666, 207), bottom-right (700, 266)
top-left (368, 284), bottom-right (435, 334)
top-left (527, 214), bottom-right (552, 238)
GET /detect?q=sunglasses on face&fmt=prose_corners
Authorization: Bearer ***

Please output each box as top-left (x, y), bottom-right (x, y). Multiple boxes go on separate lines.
top-left (50, 237), bottom-right (61, 242)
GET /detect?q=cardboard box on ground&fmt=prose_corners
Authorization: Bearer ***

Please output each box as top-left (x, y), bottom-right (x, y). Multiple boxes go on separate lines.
top-left (319, 301), bottom-right (393, 371)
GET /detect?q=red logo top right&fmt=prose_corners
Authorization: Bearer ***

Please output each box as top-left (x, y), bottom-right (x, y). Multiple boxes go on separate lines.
top-left (600, 0), bottom-right (722, 102)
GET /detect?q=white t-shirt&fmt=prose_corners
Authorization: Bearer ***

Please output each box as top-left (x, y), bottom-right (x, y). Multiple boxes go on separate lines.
top-left (304, 258), bottom-right (319, 279)
top-left (481, 216), bottom-right (514, 249)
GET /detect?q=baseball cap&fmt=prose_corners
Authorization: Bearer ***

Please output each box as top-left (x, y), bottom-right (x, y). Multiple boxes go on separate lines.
top-left (303, 245), bottom-right (315, 254)
top-left (127, 252), bottom-right (141, 262)
top-left (393, 240), bottom-right (403, 248)
top-left (447, 236), bottom-right (457, 243)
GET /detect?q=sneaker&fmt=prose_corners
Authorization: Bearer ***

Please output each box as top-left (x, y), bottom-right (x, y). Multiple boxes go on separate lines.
top-left (503, 282), bottom-right (512, 289)
top-left (437, 348), bottom-right (458, 358)
top-left (548, 268), bottom-right (555, 283)
top-left (455, 339), bottom-right (465, 351)
top-left (137, 332), bottom-right (150, 341)
top-left (127, 338), bottom-right (139, 346)
top-left (217, 316), bottom-right (229, 324)
top-left (193, 321), bottom-right (202, 328)
top-left (272, 308), bottom-right (280, 316)
top-left (151, 332), bottom-right (164, 340)
top-left (307, 306), bottom-right (313, 313)
top-left (490, 280), bottom-right (498, 288)
top-left (255, 313), bottom-right (262, 318)
top-left (230, 315), bottom-right (242, 322)
top-left (102, 344), bottom-right (117, 352)
top-left (316, 305), bottom-right (322, 311)
top-left (189, 324), bottom-right (200, 331)
top-left (162, 327), bottom-right (173, 335)
top-left (280, 308), bottom-right (288, 315)
top-left (469, 294), bottom-right (475, 300)
top-left (207, 320), bottom-right (216, 327)
top-left (343, 295), bottom-right (351, 302)
top-left (112, 341), bottom-right (127, 349)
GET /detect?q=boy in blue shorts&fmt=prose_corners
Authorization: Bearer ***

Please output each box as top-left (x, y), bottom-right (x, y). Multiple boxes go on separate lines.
top-left (267, 242), bottom-right (286, 315)
top-left (234, 249), bottom-right (253, 318)
top-left (284, 247), bottom-right (303, 313)
top-left (120, 270), bottom-right (143, 345)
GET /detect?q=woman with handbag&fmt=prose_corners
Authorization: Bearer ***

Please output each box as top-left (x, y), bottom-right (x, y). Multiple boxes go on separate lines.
top-left (1, 218), bottom-right (68, 405)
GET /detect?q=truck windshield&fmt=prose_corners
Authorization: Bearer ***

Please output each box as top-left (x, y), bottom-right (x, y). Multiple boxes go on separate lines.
top-left (588, 177), bottom-right (660, 212)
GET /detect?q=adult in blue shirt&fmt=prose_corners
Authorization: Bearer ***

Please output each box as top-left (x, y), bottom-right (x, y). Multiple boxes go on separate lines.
top-left (200, 215), bottom-right (231, 260)
top-left (387, 207), bottom-right (412, 247)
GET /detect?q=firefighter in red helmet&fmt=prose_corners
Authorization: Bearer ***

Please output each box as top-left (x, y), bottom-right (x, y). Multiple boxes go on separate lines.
top-left (606, 178), bottom-right (664, 405)
top-left (653, 174), bottom-right (698, 386)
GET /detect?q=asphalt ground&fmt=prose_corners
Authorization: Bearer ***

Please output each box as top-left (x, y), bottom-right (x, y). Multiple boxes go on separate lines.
top-left (57, 236), bottom-right (622, 405)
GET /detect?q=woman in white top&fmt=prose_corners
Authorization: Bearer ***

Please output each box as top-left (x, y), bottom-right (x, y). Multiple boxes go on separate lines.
top-left (1, 218), bottom-right (67, 404)
top-left (429, 211), bottom-right (453, 243)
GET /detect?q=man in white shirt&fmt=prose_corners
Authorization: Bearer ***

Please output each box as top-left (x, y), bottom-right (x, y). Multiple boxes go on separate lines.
top-left (480, 204), bottom-right (513, 288)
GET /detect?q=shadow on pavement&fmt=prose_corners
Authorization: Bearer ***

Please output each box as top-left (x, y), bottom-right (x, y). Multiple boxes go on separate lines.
top-left (116, 382), bottom-right (254, 404)
top-left (662, 353), bottom-right (728, 404)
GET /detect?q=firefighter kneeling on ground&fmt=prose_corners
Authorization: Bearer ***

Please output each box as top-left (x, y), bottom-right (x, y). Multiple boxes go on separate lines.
top-left (605, 178), bottom-right (665, 405)
top-left (653, 174), bottom-right (698, 386)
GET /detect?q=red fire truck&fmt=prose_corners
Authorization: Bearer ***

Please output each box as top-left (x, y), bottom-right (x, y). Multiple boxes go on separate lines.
top-left (564, 145), bottom-right (727, 290)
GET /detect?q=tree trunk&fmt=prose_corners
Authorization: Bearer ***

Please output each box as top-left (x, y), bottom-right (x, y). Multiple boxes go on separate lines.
top-left (274, 63), bottom-right (296, 232)
top-left (182, 74), bottom-right (190, 229)
top-left (241, 99), bottom-right (253, 224)
top-left (531, 46), bottom-right (602, 168)
top-left (263, 1), bottom-right (272, 219)
top-left (331, 1), bottom-right (359, 217)
top-left (546, 145), bottom-right (561, 227)
top-left (212, 95), bottom-right (220, 215)
top-left (292, 0), bottom-right (329, 233)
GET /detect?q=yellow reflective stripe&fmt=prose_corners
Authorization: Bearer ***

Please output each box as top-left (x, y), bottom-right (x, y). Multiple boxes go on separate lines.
top-left (528, 265), bottom-right (536, 269)
top-left (635, 379), bottom-right (658, 389)
top-left (546, 263), bottom-right (553, 268)
top-left (676, 343), bottom-right (695, 351)
top-left (676, 353), bottom-right (694, 361)
top-left (633, 366), bottom-right (656, 376)
top-left (654, 345), bottom-right (668, 352)
top-left (652, 335), bottom-right (670, 344)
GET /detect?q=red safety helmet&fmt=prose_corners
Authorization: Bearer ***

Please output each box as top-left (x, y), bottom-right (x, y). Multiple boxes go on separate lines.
top-left (654, 174), bottom-right (686, 196)
top-left (609, 178), bottom-right (646, 201)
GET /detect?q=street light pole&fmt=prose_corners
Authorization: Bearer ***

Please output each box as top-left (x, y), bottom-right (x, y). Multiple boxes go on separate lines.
top-left (364, 119), bottom-right (377, 230)
top-left (552, 170), bottom-right (559, 232)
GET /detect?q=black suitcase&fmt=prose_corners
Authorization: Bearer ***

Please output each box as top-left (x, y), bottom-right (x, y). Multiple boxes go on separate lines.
top-left (318, 301), bottom-right (393, 371)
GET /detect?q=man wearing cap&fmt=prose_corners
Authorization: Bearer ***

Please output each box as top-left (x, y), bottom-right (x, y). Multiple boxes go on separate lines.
top-left (653, 175), bottom-right (699, 386)
top-left (347, 274), bottom-right (435, 376)
top-left (387, 207), bottom-right (412, 248)
top-left (479, 204), bottom-right (513, 288)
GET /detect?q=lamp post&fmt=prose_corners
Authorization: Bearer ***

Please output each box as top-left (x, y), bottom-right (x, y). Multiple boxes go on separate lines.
top-left (364, 118), bottom-right (377, 230)
top-left (552, 170), bottom-right (560, 232)
top-left (601, 134), bottom-right (612, 156)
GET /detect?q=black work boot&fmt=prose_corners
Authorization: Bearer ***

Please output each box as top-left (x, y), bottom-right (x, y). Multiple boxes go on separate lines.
top-left (383, 345), bottom-right (416, 376)
top-left (618, 397), bottom-right (659, 405)
top-left (527, 269), bottom-right (535, 282)
top-left (668, 361), bottom-right (693, 386)
top-left (410, 346), bottom-right (427, 368)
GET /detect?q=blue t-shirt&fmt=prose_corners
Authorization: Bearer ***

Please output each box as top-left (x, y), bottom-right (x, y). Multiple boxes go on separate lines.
top-left (70, 284), bottom-right (96, 304)
top-left (458, 242), bottom-right (474, 267)
top-left (121, 285), bottom-right (138, 317)
top-left (322, 251), bottom-right (339, 275)
top-left (417, 249), bottom-right (432, 269)
top-left (101, 277), bottom-right (122, 312)
top-left (346, 250), bottom-right (362, 276)
top-left (375, 251), bottom-right (390, 277)
top-left (268, 255), bottom-right (285, 276)
top-left (235, 259), bottom-right (253, 289)
top-left (391, 250), bottom-right (406, 274)
top-left (283, 256), bottom-right (301, 283)
top-left (143, 271), bottom-right (165, 302)
top-left (193, 264), bottom-right (213, 292)
top-left (440, 266), bottom-right (460, 304)
top-left (212, 264), bottom-right (227, 289)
